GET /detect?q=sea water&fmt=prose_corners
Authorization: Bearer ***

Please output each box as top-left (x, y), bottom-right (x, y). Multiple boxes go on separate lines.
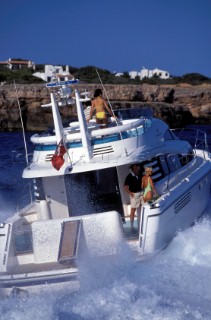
top-left (0, 129), bottom-right (211, 320)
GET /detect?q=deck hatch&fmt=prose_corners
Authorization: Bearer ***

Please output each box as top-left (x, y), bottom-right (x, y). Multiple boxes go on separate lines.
top-left (174, 192), bottom-right (191, 214)
top-left (58, 220), bottom-right (81, 262)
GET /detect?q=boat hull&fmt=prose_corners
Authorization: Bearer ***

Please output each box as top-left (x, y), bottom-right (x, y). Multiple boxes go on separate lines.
top-left (140, 161), bottom-right (211, 255)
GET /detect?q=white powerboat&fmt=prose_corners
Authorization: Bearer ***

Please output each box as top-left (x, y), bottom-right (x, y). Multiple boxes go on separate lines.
top-left (1, 78), bottom-right (211, 297)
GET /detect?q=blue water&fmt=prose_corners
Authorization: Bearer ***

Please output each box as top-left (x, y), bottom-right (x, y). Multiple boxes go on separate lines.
top-left (0, 128), bottom-right (211, 320)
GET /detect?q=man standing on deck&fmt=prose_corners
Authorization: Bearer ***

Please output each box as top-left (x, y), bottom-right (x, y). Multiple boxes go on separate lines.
top-left (124, 164), bottom-right (142, 232)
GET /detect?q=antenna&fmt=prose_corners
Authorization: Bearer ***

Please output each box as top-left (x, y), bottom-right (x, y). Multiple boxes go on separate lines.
top-left (14, 81), bottom-right (29, 165)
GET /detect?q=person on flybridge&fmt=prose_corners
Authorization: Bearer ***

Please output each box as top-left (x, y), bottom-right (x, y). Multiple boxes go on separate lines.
top-left (87, 88), bottom-right (115, 127)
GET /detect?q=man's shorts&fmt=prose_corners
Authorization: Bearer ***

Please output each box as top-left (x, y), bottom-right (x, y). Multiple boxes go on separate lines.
top-left (130, 192), bottom-right (142, 208)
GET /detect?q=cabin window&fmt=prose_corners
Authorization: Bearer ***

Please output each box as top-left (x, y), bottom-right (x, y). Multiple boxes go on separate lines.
top-left (140, 157), bottom-right (165, 182)
top-left (166, 154), bottom-right (181, 172)
top-left (158, 155), bottom-right (169, 176)
top-left (164, 130), bottom-right (175, 141)
top-left (179, 151), bottom-right (194, 166)
top-left (65, 168), bottom-right (123, 217)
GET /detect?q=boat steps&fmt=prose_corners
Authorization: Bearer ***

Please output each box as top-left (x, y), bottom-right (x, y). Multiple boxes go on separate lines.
top-left (58, 220), bottom-right (81, 262)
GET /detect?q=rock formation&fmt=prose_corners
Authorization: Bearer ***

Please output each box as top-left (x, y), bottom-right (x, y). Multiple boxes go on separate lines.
top-left (0, 83), bottom-right (210, 131)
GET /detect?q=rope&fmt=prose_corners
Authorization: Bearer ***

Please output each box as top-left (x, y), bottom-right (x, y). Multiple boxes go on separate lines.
top-left (14, 81), bottom-right (29, 166)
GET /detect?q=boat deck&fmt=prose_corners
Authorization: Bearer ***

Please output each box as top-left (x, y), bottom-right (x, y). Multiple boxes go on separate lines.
top-left (4, 260), bottom-right (77, 276)
top-left (122, 218), bottom-right (139, 240)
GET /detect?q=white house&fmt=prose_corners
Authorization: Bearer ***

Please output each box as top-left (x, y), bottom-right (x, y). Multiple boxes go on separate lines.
top-left (0, 58), bottom-right (35, 70)
top-left (129, 71), bottom-right (139, 79)
top-left (33, 65), bottom-right (73, 82)
top-left (139, 67), bottom-right (170, 80)
top-left (117, 67), bottom-right (170, 80)
top-left (115, 72), bottom-right (123, 77)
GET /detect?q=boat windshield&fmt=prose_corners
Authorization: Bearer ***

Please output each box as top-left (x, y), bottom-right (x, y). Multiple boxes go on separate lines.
top-left (114, 108), bottom-right (153, 120)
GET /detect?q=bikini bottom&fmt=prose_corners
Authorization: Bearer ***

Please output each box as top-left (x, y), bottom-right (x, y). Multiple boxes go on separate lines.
top-left (96, 111), bottom-right (106, 119)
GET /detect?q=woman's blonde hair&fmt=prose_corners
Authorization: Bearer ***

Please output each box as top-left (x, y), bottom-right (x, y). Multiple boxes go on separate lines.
top-left (145, 167), bottom-right (152, 173)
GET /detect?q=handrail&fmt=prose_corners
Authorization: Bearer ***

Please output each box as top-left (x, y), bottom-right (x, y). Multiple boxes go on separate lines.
top-left (171, 127), bottom-right (209, 159)
top-left (159, 150), bottom-right (197, 193)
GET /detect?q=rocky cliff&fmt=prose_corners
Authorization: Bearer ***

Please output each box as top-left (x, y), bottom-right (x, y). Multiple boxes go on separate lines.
top-left (0, 83), bottom-right (210, 131)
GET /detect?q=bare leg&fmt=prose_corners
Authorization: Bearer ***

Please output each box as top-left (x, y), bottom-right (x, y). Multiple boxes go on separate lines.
top-left (102, 118), bottom-right (108, 127)
top-left (130, 207), bottom-right (136, 231)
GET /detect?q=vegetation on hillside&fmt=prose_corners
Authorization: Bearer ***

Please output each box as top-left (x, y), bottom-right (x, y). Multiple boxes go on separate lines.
top-left (0, 68), bottom-right (44, 84)
top-left (0, 64), bottom-right (210, 85)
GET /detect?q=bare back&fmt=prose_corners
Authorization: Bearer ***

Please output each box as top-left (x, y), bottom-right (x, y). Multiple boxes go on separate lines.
top-left (92, 97), bottom-right (107, 113)
top-left (89, 93), bottom-right (114, 126)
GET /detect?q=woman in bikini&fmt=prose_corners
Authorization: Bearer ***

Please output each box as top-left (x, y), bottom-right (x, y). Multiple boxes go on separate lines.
top-left (142, 167), bottom-right (158, 203)
top-left (88, 88), bottom-right (114, 127)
